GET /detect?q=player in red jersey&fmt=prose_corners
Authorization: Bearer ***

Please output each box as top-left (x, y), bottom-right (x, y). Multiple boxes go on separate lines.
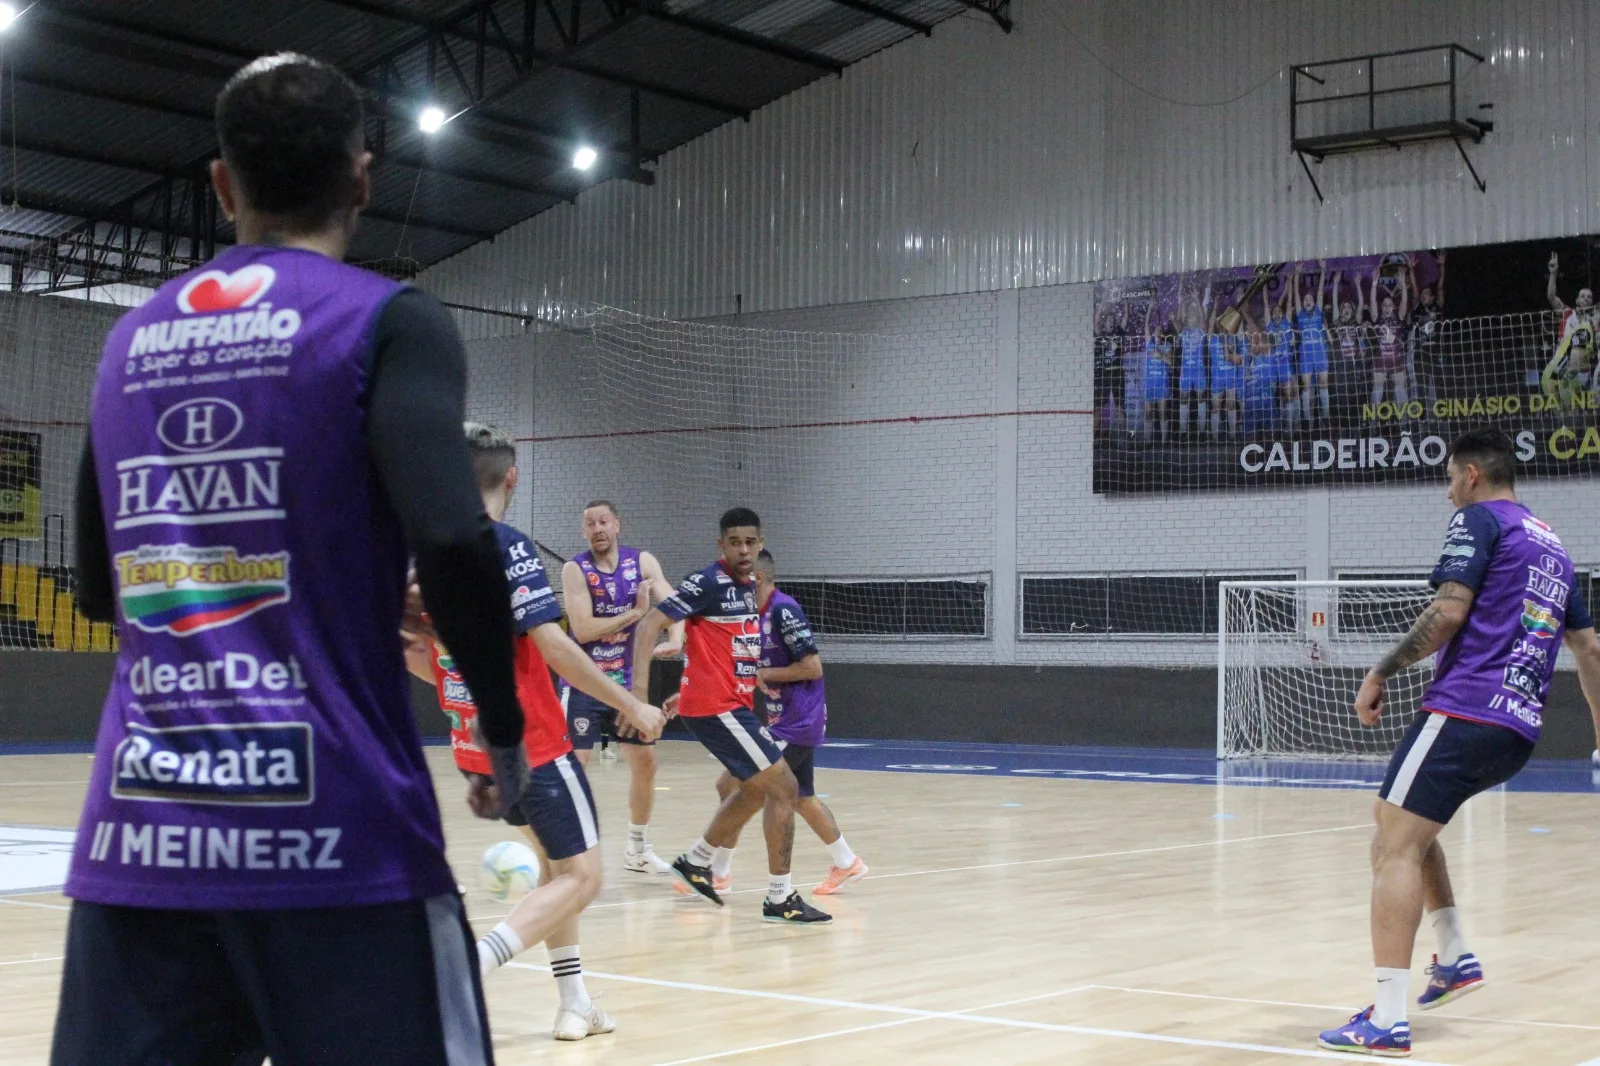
top-left (405, 423), bottom-right (664, 1041)
top-left (629, 508), bottom-right (831, 924)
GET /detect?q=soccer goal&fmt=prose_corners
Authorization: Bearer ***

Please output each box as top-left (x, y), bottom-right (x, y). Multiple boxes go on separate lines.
top-left (1217, 580), bottom-right (1435, 759)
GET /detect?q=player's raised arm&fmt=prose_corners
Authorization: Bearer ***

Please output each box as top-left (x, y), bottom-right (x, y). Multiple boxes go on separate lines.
top-left (561, 558), bottom-right (644, 643)
top-left (1548, 252), bottom-right (1566, 313)
top-left (1356, 504), bottom-right (1496, 725)
top-left (640, 550), bottom-right (685, 657)
top-left (531, 624), bottom-right (664, 741)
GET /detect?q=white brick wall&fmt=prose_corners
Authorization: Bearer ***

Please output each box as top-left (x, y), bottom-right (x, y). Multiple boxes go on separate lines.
top-left (462, 283), bottom-right (1600, 667)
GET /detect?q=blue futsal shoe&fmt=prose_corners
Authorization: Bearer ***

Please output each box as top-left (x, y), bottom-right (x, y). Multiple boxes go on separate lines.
top-left (1317, 1006), bottom-right (1411, 1058)
top-left (1416, 953), bottom-right (1484, 1010)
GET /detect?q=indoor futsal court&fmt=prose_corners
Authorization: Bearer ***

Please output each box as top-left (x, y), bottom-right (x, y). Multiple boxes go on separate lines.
top-left (5, 743), bottom-right (1600, 1063)
top-left (3, 1), bottom-right (1600, 1064)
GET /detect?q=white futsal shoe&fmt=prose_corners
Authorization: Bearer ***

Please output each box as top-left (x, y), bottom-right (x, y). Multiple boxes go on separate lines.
top-left (553, 1004), bottom-right (616, 1041)
top-left (623, 845), bottom-right (673, 874)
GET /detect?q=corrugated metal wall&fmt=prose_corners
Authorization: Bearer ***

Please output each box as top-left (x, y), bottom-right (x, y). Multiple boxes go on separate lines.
top-left (421, 0), bottom-right (1598, 320)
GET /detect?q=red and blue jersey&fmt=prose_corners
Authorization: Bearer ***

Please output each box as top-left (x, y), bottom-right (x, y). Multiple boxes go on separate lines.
top-left (658, 560), bottom-right (760, 718)
top-left (430, 521), bottom-right (570, 770)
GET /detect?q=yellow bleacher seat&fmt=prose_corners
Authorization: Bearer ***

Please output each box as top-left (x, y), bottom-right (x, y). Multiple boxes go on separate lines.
top-left (53, 593), bottom-right (73, 649)
top-left (14, 565), bottom-right (38, 621)
top-left (90, 622), bottom-right (112, 651)
top-left (73, 611), bottom-right (90, 651)
top-left (0, 561), bottom-right (15, 606)
top-left (35, 576), bottom-right (57, 636)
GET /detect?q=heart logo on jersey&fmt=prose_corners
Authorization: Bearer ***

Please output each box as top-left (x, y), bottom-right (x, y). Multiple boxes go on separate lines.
top-left (177, 264), bottom-right (276, 314)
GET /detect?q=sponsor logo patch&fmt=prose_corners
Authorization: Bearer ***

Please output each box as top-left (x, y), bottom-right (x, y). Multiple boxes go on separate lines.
top-left (177, 265), bottom-right (276, 314)
top-left (115, 544), bottom-right (289, 636)
top-left (111, 721), bottom-right (312, 805)
top-left (1521, 599), bottom-right (1559, 638)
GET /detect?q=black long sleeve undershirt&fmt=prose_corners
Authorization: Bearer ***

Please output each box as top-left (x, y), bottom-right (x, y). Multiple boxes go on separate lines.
top-left (73, 288), bottom-right (524, 748)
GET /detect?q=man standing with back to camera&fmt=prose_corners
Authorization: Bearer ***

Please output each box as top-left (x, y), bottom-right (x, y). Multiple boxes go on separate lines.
top-left (55, 54), bottom-right (526, 1065)
top-left (1317, 428), bottom-right (1600, 1058)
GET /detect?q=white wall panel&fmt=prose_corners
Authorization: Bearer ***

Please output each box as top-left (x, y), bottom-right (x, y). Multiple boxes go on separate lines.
top-left (423, 0), bottom-right (1599, 318)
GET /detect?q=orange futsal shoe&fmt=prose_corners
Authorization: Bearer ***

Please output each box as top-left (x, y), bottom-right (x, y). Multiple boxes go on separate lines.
top-left (813, 857), bottom-right (868, 895)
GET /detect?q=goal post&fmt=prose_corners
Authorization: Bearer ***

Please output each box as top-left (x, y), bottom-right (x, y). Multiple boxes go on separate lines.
top-left (1217, 580), bottom-right (1434, 760)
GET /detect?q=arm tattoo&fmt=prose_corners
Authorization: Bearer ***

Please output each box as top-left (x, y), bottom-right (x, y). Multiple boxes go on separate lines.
top-left (1374, 584), bottom-right (1472, 679)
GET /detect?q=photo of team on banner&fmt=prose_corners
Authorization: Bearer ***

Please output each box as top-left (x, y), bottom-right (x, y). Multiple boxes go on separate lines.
top-left (1093, 237), bottom-right (1600, 490)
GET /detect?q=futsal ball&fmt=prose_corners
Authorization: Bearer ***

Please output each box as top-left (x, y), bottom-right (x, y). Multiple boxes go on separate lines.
top-left (479, 841), bottom-right (539, 902)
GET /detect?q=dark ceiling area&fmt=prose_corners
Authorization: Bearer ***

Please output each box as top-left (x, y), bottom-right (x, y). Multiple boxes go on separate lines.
top-left (0, 0), bottom-right (1011, 297)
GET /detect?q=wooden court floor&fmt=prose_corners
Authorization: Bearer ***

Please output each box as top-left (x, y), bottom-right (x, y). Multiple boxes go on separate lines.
top-left (3, 742), bottom-right (1598, 1065)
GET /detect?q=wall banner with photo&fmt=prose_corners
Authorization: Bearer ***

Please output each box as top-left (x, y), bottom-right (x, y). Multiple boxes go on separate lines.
top-left (1092, 235), bottom-right (1600, 493)
top-left (0, 430), bottom-right (42, 538)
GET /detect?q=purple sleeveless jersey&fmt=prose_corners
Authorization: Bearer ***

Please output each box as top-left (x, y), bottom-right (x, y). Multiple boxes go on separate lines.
top-left (1421, 499), bottom-right (1592, 742)
top-left (572, 546), bottom-right (643, 688)
top-left (66, 246), bottom-right (456, 909)
top-left (760, 589), bottom-right (827, 747)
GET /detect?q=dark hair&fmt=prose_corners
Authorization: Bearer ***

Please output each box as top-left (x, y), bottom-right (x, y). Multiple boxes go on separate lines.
top-left (1447, 427), bottom-right (1515, 487)
top-left (719, 507), bottom-right (761, 533)
top-left (754, 549), bottom-right (775, 576)
top-left (216, 53), bottom-right (364, 230)
top-left (463, 422), bottom-right (516, 491)
top-left (584, 499), bottom-right (619, 519)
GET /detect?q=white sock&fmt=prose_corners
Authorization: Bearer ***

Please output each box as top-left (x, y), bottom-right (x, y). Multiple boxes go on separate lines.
top-left (827, 836), bottom-right (857, 868)
top-left (548, 945), bottom-right (591, 1013)
top-left (1319, 386), bottom-right (1331, 418)
top-left (1198, 401), bottom-right (1209, 430)
top-left (1178, 403), bottom-right (1190, 433)
top-left (688, 838), bottom-right (715, 866)
top-left (1227, 410), bottom-right (1238, 436)
top-left (627, 823), bottom-right (647, 851)
top-left (1429, 907), bottom-right (1468, 965)
top-left (1395, 384), bottom-right (1409, 407)
top-left (477, 922), bottom-right (524, 978)
top-left (711, 846), bottom-right (735, 879)
top-left (1372, 968), bottom-right (1410, 1029)
top-left (767, 873), bottom-right (793, 903)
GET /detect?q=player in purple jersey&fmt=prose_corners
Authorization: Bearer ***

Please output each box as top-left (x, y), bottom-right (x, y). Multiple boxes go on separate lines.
top-left (56, 56), bottom-right (528, 1066)
top-left (559, 499), bottom-right (681, 874)
top-left (1317, 429), bottom-right (1600, 1058)
top-left (706, 551), bottom-right (868, 896)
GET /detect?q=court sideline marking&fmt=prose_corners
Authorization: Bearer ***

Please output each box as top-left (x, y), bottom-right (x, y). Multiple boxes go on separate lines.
top-left (0, 897), bottom-right (68, 911)
top-left (468, 821), bottom-right (1370, 923)
top-left (505, 961), bottom-right (1467, 1064)
top-left (649, 985), bottom-right (1096, 1065)
top-left (1095, 984), bottom-right (1600, 1033)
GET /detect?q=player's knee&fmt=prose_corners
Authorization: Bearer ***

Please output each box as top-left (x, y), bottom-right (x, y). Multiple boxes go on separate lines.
top-left (570, 851), bottom-right (604, 905)
top-left (764, 761), bottom-right (798, 803)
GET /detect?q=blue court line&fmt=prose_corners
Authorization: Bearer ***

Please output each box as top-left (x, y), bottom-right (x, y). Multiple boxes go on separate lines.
top-left (5, 735), bottom-right (1597, 795)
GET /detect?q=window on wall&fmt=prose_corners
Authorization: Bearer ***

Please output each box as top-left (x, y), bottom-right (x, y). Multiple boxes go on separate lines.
top-left (1020, 572), bottom-right (1299, 637)
top-left (782, 575), bottom-right (990, 639)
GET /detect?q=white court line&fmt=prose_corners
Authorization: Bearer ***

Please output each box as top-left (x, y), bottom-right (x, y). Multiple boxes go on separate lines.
top-left (0, 955), bottom-right (62, 966)
top-left (649, 985), bottom-right (1095, 1066)
top-left (467, 822), bottom-right (1369, 923)
top-left (504, 963), bottom-right (1465, 1064)
top-left (1095, 984), bottom-right (1600, 1033)
top-left (0, 897), bottom-right (69, 911)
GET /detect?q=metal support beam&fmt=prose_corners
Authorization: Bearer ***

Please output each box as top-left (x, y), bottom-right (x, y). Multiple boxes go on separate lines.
top-left (646, 8), bottom-right (845, 73)
top-left (825, 0), bottom-right (933, 35)
top-left (952, 0), bottom-right (1012, 32)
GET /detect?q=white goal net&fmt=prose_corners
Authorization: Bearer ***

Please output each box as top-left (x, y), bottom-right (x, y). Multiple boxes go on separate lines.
top-left (1218, 580), bottom-right (1435, 759)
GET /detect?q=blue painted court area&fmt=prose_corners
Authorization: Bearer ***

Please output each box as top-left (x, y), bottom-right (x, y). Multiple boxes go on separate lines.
top-left (801, 738), bottom-right (1600, 796)
top-left (6, 735), bottom-right (1598, 794)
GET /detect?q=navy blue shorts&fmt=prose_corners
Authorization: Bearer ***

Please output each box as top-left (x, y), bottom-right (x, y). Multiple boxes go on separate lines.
top-left (563, 686), bottom-right (652, 748)
top-left (51, 893), bottom-right (491, 1066)
top-left (519, 753), bottom-right (600, 861)
top-left (1378, 710), bottom-right (1535, 825)
top-left (777, 742), bottom-right (816, 798)
top-left (681, 708), bottom-right (783, 781)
